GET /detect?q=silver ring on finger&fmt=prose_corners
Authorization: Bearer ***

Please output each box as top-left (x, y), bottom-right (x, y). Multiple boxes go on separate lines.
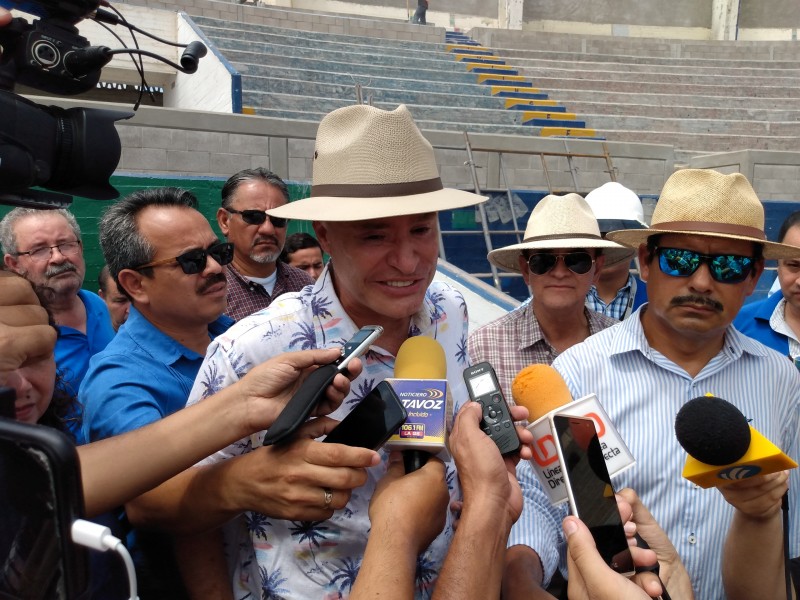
top-left (323, 487), bottom-right (333, 509)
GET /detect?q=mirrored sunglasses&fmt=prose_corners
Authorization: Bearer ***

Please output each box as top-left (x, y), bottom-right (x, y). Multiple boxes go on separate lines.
top-left (656, 247), bottom-right (754, 284)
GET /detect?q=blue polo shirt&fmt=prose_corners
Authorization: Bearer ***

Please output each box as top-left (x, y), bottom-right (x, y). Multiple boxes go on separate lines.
top-left (55, 289), bottom-right (114, 395)
top-left (79, 306), bottom-right (234, 443)
top-left (734, 291), bottom-right (790, 356)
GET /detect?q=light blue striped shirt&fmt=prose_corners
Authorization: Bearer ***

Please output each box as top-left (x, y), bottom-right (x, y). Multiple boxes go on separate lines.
top-left (508, 305), bottom-right (800, 599)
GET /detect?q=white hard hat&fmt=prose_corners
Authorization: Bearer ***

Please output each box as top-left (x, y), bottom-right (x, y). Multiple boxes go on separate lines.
top-left (584, 182), bottom-right (647, 233)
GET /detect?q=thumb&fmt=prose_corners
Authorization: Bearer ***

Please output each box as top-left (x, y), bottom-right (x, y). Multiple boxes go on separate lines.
top-left (296, 415), bottom-right (340, 439)
top-left (383, 451), bottom-right (406, 481)
top-left (565, 516), bottom-right (610, 577)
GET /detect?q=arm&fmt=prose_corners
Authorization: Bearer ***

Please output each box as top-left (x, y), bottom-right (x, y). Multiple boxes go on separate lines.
top-left (124, 415), bottom-right (379, 532)
top-left (719, 471), bottom-right (794, 600)
top-left (350, 454), bottom-right (449, 599)
top-left (433, 402), bottom-right (535, 600)
top-left (78, 348), bottom-right (372, 517)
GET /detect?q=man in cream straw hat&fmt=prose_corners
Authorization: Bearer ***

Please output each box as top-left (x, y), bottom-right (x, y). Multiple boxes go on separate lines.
top-left (504, 169), bottom-right (800, 600)
top-left (177, 104), bottom-right (487, 598)
top-left (468, 193), bottom-right (630, 399)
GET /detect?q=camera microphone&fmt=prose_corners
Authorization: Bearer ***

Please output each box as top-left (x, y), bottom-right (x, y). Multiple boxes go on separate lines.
top-left (64, 46), bottom-right (112, 78)
top-left (179, 41), bottom-right (207, 74)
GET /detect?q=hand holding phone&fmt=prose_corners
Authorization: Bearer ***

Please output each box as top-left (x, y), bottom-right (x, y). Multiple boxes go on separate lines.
top-left (323, 381), bottom-right (407, 450)
top-left (553, 415), bottom-right (634, 577)
top-left (262, 326), bottom-right (383, 446)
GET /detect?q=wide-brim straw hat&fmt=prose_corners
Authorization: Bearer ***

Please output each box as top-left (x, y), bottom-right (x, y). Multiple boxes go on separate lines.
top-left (488, 193), bottom-right (633, 273)
top-left (607, 169), bottom-right (800, 260)
top-left (267, 104), bottom-right (485, 221)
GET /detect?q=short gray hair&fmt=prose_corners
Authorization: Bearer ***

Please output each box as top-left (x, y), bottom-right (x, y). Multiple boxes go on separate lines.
top-left (221, 168), bottom-right (289, 208)
top-left (99, 187), bottom-right (198, 297)
top-left (0, 208), bottom-right (81, 255)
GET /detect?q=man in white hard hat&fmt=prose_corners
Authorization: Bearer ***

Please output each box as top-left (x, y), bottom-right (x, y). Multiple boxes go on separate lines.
top-left (584, 182), bottom-right (649, 320)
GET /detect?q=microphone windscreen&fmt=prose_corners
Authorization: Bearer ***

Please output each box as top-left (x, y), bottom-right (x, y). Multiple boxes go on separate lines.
top-left (512, 364), bottom-right (573, 421)
top-left (395, 336), bottom-right (446, 379)
top-left (675, 396), bottom-right (751, 466)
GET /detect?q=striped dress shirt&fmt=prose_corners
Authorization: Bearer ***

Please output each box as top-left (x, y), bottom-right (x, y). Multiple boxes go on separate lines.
top-left (508, 305), bottom-right (800, 599)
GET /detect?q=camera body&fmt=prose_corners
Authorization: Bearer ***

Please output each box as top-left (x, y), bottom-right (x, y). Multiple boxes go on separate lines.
top-left (0, 0), bottom-right (132, 207)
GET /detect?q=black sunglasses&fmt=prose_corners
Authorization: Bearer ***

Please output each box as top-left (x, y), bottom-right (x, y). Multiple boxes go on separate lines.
top-left (527, 251), bottom-right (595, 275)
top-left (134, 242), bottom-right (234, 275)
top-left (656, 247), bottom-right (754, 284)
top-left (226, 208), bottom-right (288, 228)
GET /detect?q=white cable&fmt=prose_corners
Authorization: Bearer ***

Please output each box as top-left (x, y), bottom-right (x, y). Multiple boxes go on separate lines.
top-left (71, 519), bottom-right (139, 600)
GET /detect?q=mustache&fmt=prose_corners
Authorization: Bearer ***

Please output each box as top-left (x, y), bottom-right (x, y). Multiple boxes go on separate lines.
top-left (45, 262), bottom-right (77, 278)
top-left (670, 295), bottom-right (723, 312)
top-left (198, 273), bottom-right (227, 294)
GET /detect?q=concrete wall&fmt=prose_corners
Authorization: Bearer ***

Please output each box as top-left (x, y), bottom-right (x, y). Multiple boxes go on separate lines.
top-left (26, 95), bottom-right (675, 197)
top-left (168, 12), bottom-right (237, 112)
top-left (739, 0), bottom-right (800, 29)
top-left (522, 0), bottom-right (711, 28)
top-left (690, 151), bottom-right (800, 202)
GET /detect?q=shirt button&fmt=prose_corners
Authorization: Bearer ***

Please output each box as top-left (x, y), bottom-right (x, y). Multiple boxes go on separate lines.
top-left (688, 534), bottom-right (697, 544)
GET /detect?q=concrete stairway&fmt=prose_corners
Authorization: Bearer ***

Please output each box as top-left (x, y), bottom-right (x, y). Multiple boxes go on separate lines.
top-left (190, 16), bottom-right (601, 139)
top-left (467, 29), bottom-right (800, 161)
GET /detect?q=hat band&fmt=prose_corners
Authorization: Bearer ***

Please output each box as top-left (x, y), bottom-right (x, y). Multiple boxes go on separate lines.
top-left (655, 220), bottom-right (766, 241)
top-left (311, 177), bottom-right (443, 198)
top-left (522, 232), bottom-right (603, 243)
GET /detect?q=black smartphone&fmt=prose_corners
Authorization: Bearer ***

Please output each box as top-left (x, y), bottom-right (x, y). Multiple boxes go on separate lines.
top-left (553, 415), bottom-right (635, 577)
top-left (0, 416), bottom-right (89, 598)
top-left (263, 325), bottom-right (384, 445)
top-left (323, 381), bottom-right (408, 450)
top-left (462, 362), bottom-right (521, 455)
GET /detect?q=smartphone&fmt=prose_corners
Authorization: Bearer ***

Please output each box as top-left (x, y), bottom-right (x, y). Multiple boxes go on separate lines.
top-left (263, 325), bottom-right (384, 445)
top-left (0, 416), bottom-right (89, 599)
top-left (552, 415), bottom-right (634, 577)
top-left (462, 362), bottom-right (520, 455)
top-left (323, 381), bottom-right (407, 450)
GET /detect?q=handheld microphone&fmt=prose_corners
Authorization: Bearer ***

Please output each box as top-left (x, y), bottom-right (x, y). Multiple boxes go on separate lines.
top-left (512, 364), bottom-right (635, 505)
top-left (384, 337), bottom-right (451, 473)
top-left (675, 395), bottom-right (798, 488)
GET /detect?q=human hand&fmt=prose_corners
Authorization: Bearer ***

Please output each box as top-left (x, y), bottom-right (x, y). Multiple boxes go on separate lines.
top-left (0, 272), bottom-right (57, 385)
top-left (369, 452), bottom-right (448, 555)
top-left (450, 402), bottom-right (532, 525)
top-left (0, 8), bottom-right (11, 26)
top-left (717, 471), bottom-right (789, 521)
top-left (222, 415), bottom-right (379, 521)
top-left (618, 488), bottom-right (694, 600)
top-left (236, 348), bottom-right (363, 435)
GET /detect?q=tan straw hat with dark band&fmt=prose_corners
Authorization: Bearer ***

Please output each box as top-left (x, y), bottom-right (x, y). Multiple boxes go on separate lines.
top-left (268, 104), bottom-right (486, 221)
top-left (488, 193), bottom-right (632, 273)
top-left (606, 169), bottom-right (800, 260)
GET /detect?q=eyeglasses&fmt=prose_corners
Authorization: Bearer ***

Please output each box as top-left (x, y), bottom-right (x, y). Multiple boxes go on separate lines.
top-left (134, 242), bottom-right (234, 275)
top-left (656, 247), bottom-right (755, 284)
top-left (527, 251), bottom-right (595, 275)
top-left (225, 208), bottom-right (288, 228)
top-left (15, 240), bottom-right (82, 262)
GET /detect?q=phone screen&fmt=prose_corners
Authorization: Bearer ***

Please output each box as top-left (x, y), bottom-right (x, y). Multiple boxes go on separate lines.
top-left (323, 381), bottom-right (407, 450)
top-left (554, 415), bottom-right (634, 576)
top-left (0, 418), bottom-right (88, 598)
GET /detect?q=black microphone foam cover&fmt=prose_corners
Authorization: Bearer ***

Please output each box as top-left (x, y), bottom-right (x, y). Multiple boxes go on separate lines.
top-left (674, 396), bottom-right (751, 466)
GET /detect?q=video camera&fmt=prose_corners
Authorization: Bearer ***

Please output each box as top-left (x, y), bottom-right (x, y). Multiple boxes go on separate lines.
top-left (0, 0), bottom-right (206, 208)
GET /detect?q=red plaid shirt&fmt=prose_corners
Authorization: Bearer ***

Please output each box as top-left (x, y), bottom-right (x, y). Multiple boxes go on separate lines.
top-left (224, 261), bottom-right (313, 321)
top-left (467, 299), bottom-right (617, 401)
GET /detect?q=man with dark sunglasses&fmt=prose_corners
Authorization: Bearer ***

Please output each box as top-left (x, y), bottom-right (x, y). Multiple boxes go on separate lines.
top-left (467, 193), bottom-right (631, 400)
top-left (217, 168), bottom-right (313, 321)
top-left (504, 169), bottom-right (800, 600)
top-left (78, 187), bottom-right (236, 598)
